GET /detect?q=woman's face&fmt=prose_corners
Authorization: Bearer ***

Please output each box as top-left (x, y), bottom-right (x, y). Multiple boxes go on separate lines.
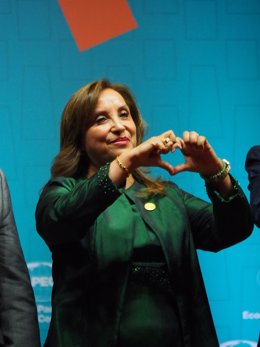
top-left (84, 88), bottom-right (137, 176)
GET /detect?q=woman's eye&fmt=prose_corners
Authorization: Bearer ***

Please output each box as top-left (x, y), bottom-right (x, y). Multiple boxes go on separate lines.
top-left (95, 115), bottom-right (107, 123)
top-left (120, 111), bottom-right (129, 118)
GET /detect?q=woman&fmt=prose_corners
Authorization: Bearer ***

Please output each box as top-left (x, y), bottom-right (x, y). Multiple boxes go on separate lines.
top-left (36, 79), bottom-right (253, 347)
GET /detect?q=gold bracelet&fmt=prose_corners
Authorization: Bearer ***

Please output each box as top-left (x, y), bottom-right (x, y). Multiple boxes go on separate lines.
top-left (115, 156), bottom-right (130, 177)
top-left (200, 159), bottom-right (231, 183)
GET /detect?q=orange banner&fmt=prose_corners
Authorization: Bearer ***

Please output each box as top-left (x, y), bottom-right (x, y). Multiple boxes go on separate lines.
top-left (58, 0), bottom-right (137, 51)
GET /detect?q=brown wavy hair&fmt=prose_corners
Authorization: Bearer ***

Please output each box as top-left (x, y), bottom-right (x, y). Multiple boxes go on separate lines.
top-left (51, 79), bottom-right (168, 195)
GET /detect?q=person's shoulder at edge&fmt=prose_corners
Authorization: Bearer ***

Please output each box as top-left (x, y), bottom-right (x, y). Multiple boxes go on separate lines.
top-left (0, 168), bottom-right (6, 180)
top-left (245, 145), bottom-right (260, 175)
top-left (246, 145), bottom-right (260, 160)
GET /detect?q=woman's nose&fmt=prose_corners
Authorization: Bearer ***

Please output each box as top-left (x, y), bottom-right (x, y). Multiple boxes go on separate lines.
top-left (111, 118), bottom-right (125, 132)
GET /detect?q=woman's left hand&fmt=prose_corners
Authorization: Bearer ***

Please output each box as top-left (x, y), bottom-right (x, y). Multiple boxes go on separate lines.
top-left (171, 131), bottom-right (223, 176)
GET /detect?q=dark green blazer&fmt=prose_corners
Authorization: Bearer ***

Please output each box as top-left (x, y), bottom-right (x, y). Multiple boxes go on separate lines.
top-left (36, 164), bottom-right (253, 347)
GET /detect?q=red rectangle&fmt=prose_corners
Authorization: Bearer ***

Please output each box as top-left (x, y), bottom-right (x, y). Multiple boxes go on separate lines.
top-left (58, 0), bottom-right (137, 51)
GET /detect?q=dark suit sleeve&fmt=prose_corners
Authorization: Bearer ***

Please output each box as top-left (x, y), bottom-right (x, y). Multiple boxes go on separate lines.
top-left (245, 145), bottom-right (260, 227)
top-left (0, 170), bottom-right (41, 347)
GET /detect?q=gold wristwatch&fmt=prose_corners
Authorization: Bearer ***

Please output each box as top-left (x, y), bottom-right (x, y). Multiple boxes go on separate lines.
top-left (201, 159), bottom-right (231, 183)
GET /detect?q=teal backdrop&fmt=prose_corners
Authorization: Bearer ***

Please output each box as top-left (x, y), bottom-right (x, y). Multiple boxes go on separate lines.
top-left (0, 1), bottom-right (259, 346)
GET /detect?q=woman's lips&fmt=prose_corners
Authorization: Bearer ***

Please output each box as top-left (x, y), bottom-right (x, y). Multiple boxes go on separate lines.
top-left (110, 137), bottom-right (130, 145)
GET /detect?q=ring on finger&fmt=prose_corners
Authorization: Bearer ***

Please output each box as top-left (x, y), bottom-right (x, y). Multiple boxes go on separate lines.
top-left (164, 137), bottom-right (170, 144)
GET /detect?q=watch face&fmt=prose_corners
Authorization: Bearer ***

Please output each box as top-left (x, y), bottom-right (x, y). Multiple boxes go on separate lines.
top-left (223, 158), bottom-right (230, 166)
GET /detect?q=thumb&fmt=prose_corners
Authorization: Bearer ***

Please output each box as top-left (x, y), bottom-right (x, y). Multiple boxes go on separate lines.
top-left (171, 162), bottom-right (190, 175)
top-left (157, 158), bottom-right (175, 175)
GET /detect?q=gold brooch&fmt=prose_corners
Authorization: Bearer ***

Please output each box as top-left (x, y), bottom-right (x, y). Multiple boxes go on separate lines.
top-left (144, 202), bottom-right (156, 211)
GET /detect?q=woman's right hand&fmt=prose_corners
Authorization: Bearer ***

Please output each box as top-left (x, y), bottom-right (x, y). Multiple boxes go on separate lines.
top-left (120, 130), bottom-right (183, 174)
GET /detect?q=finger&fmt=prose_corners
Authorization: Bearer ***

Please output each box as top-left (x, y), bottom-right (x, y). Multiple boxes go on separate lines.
top-left (197, 135), bottom-right (207, 148)
top-left (182, 130), bottom-right (191, 144)
top-left (154, 132), bottom-right (183, 154)
top-left (163, 137), bottom-right (171, 147)
top-left (162, 136), bottom-right (184, 152)
top-left (163, 130), bottom-right (176, 140)
top-left (183, 131), bottom-right (200, 145)
top-left (157, 158), bottom-right (175, 174)
top-left (151, 141), bottom-right (162, 150)
top-left (152, 141), bottom-right (168, 155)
top-left (204, 138), bottom-right (212, 150)
top-left (157, 136), bottom-right (175, 153)
top-left (189, 131), bottom-right (199, 144)
top-left (175, 137), bottom-right (184, 147)
top-left (162, 130), bottom-right (179, 147)
top-left (171, 162), bottom-right (190, 175)
top-left (171, 140), bottom-right (183, 152)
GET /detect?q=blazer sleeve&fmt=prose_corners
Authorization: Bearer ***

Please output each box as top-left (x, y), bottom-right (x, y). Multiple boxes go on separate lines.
top-left (176, 176), bottom-right (253, 252)
top-left (0, 170), bottom-right (41, 347)
top-left (245, 145), bottom-right (260, 227)
top-left (35, 163), bottom-right (121, 246)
